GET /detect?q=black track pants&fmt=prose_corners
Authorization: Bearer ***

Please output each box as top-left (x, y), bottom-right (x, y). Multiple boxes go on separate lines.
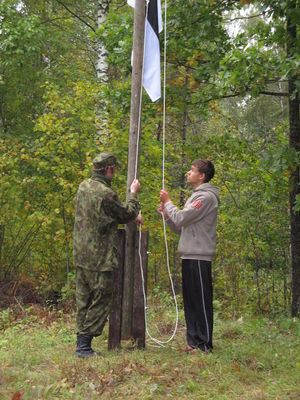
top-left (182, 259), bottom-right (213, 351)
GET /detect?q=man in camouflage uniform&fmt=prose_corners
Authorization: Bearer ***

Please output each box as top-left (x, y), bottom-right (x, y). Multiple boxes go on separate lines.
top-left (73, 152), bottom-right (142, 358)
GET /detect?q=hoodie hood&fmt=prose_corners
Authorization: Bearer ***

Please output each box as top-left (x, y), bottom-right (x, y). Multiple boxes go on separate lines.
top-left (194, 183), bottom-right (220, 204)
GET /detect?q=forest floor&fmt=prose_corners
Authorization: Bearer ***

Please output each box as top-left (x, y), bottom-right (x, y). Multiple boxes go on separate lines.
top-left (0, 299), bottom-right (299, 400)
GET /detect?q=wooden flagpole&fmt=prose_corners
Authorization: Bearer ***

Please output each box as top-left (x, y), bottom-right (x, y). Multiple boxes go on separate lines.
top-left (121, 0), bottom-right (146, 339)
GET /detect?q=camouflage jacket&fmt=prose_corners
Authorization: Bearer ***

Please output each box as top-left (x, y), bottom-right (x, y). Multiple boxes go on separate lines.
top-left (73, 173), bottom-right (140, 271)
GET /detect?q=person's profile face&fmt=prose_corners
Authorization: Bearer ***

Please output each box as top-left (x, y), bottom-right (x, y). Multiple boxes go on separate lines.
top-left (187, 165), bottom-right (204, 186)
top-left (105, 165), bottom-right (116, 180)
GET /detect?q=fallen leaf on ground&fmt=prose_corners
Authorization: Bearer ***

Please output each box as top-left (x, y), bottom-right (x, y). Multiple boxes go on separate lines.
top-left (12, 392), bottom-right (21, 400)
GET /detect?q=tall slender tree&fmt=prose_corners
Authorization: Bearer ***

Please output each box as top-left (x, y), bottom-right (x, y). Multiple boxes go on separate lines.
top-left (96, 0), bottom-right (109, 81)
top-left (286, 0), bottom-right (300, 317)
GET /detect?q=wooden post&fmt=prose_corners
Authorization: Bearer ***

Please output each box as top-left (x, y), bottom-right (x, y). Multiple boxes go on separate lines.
top-left (122, 0), bottom-right (146, 339)
top-left (132, 230), bottom-right (149, 348)
top-left (108, 230), bottom-right (125, 350)
top-left (109, 229), bottom-right (148, 349)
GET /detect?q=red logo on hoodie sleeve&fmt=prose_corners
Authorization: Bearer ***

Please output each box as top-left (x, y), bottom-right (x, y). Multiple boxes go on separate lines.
top-left (192, 199), bottom-right (203, 210)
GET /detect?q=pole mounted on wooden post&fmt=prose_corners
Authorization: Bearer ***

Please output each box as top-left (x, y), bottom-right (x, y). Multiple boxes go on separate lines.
top-left (122, 0), bottom-right (146, 339)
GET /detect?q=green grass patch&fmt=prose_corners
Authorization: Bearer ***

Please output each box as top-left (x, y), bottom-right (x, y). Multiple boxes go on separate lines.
top-left (0, 304), bottom-right (299, 399)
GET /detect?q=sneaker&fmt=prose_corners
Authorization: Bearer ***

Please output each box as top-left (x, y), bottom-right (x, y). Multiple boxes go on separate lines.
top-left (183, 345), bottom-right (196, 353)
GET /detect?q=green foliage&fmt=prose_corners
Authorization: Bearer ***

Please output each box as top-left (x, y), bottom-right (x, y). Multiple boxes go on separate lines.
top-left (95, 9), bottom-right (133, 76)
top-left (0, 0), bottom-right (297, 316)
top-left (0, 308), bottom-right (11, 331)
top-left (0, 79), bottom-right (103, 283)
top-left (60, 272), bottom-right (76, 304)
top-left (294, 194), bottom-right (300, 213)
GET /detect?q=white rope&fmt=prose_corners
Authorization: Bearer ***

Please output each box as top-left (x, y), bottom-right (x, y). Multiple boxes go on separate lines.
top-left (138, 219), bottom-right (178, 347)
top-left (134, 0), bottom-right (179, 348)
top-left (162, 0), bottom-right (167, 190)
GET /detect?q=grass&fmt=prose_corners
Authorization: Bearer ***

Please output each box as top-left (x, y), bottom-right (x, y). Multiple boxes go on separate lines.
top-left (0, 301), bottom-right (299, 400)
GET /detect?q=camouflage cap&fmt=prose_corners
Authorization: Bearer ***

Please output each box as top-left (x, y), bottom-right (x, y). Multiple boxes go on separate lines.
top-left (92, 152), bottom-right (121, 168)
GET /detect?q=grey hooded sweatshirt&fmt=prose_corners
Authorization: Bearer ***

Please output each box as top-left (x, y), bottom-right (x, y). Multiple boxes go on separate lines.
top-left (165, 183), bottom-right (219, 261)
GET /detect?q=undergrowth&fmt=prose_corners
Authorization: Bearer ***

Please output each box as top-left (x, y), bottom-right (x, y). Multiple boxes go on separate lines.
top-left (0, 298), bottom-right (299, 399)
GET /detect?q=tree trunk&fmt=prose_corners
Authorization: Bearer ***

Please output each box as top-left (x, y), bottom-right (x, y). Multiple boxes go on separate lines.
top-left (96, 0), bottom-right (109, 82)
top-left (61, 203), bottom-right (70, 280)
top-left (283, 267), bottom-right (287, 310)
top-left (287, 1), bottom-right (300, 317)
top-left (0, 224), bottom-right (4, 275)
top-left (255, 264), bottom-right (261, 312)
top-left (95, 0), bottom-right (109, 140)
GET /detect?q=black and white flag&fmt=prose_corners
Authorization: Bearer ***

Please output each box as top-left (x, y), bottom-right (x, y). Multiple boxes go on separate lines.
top-left (128, 0), bottom-right (162, 102)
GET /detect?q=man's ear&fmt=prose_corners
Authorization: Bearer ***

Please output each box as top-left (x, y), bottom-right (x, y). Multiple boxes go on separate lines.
top-left (103, 166), bottom-right (110, 176)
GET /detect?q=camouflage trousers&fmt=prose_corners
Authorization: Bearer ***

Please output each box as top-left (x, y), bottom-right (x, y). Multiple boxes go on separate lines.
top-left (76, 267), bottom-right (113, 337)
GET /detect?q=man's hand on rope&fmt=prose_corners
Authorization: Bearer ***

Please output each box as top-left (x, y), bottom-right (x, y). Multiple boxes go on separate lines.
top-left (158, 202), bottom-right (169, 221)
top-left (130, 179), bottom-right (140, 194)
top-left (135, 214), bottom-right (144, 225)
top-left (160, 189), bottom-right (171, 204)
top-left (158, 202), bottom-right (164, 215)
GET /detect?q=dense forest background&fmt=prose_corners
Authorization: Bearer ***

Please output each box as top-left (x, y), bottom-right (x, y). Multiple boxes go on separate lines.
top-left (0, 0), bottom-right (299, 317)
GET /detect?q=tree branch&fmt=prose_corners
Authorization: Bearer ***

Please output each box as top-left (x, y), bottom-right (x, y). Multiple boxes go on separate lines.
top-left (188, 89), bottom-right (289, 106)
top-left (259, 91), bottom-right (289, 97)
top-left (54, 0), bottom-right (96, 32)
top-left (224, 13), bottom-right (265, 23)
top-left (221, 179), bottom-right (240, 209)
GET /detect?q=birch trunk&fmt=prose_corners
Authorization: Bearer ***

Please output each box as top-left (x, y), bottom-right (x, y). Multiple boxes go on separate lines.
top-left (96, 0), bottom-right (109, 82)
top-left (95, 0), bottom-right (109, 140)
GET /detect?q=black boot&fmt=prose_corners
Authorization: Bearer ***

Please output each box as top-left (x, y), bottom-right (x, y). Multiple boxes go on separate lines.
top-left (76, 334), bottom-right (95, 358)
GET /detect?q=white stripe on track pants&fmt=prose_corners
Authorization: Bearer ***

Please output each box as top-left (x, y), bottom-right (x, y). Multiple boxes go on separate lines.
top-left (182, 259), bottom-right (213, 351)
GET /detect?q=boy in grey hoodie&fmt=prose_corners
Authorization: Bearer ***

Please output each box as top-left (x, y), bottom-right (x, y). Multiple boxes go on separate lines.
top-left (159, 159), bottom-right (219, 353)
